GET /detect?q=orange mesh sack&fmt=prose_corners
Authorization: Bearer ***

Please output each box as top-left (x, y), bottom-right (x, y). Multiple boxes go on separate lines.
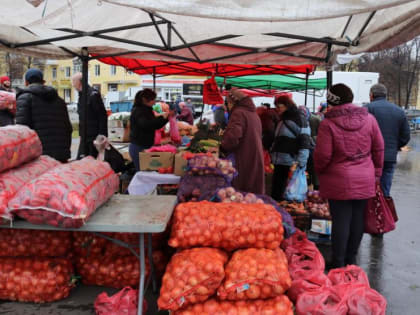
top-left (169, 202), bottom-right (284, 250)
top-left (76, 255), bottom-right (149, 289)
top-left (173, 295), bottom-right (294, 315)
top-left (0, 155), bottom-right (60, 221)
top-left (0, 257), bottom-right (75, 303)
top-left (0, 125), bottom-right (42, 173)
top-left (0, 229), bottom-right (71, 257)
top-left (8, 157), bottom-right (119, 228)
top-left (73, 232), bottom-right (167, 258)
top-left (158, 247), bottom-right (228, 311)
top-left (218, 248), bottom-right (291, 301)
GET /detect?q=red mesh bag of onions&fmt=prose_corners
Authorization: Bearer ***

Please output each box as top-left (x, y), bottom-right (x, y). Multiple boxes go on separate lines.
top-left (158, 247), bottom-right (228, 311)
top-left (218, 248), bottom-right (291, 301)
top-left (169, 201), bottom-right (284, 250)
top-left (8, 157), bottom-right (119, 228)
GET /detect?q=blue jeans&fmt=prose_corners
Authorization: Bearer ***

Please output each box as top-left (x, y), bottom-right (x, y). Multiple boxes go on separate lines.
top-left (129, 143), bottom-right (147, 172)
top-left (380, 161), bottom-right (396, 197)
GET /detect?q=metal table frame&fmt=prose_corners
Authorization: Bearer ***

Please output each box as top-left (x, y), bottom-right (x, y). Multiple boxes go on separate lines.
top-left (1, 194), bottom-right (177, 315)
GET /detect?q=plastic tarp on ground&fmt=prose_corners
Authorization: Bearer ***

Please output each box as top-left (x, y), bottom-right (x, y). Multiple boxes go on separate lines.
top-left (215, 75), bottom-right (327, 92)
top-left (0, 0), bottom-right (419, 64)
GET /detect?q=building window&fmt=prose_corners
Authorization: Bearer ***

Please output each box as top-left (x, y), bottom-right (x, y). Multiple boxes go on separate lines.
top-left (162, 87), bottom-right (182, 102)
top-left (52, 67), bottom-right (57, 79)
top-left (95, 65), bottom-right (101, 76)
top-left (65, 67), bottom-right (71, 77)
top-left (93, 84), bottom-right (101, 94)
top-left (110, 65), bottom-right (117, 76)
top-left (73, 64), bottom-right (81, 73)
top-left (108, 83), bottom-right (118, 91)
top-left (64, 89), bottom-right (71, 103)
top-left (127, 71), bottom-right (133, 75)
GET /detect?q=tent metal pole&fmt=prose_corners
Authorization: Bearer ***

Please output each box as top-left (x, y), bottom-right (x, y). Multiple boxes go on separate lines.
top-left (149, 13), bottom-right (168, 49)
top-left (353, 11), bottom-right (376, 45)
top-left (304, 71), bottom-right (309, 106)
top-left (56, 21), bottom-right (167, 36)
top-left (341, 15), bottom-right (353, 38)
top-left (313, 89), bottom-right (316, 112)
top-left (153, 67), bottom-right (156, 92)
top-left (269, 50), bottom-right (325, 62)
top-left (326, 43), bottom-right (333, 91)
top-left (81, 47), bottom-right (89, 158)
top-left (89, 50), bottom-right (139, 60)
top-left (265, 32), bottom-right (350, 47)
top-left (12, 34), bottom-right (83, 48)
top-left (327, 70), bottom-right (333, 90)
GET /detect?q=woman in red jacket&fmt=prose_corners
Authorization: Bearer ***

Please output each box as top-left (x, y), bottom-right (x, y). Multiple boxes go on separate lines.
top-left (314, 84), bottom-right (384, 268)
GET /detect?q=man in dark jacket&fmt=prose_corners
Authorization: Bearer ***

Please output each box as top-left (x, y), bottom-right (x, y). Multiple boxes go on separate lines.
top-left (366, 83), bottom-right (410, 197)
top-left (72, 72), bottom-right (108, 159)
top-left (16, 68), bottom-right (72, 162)
top-left (0, 76), bottom-right (15, 127)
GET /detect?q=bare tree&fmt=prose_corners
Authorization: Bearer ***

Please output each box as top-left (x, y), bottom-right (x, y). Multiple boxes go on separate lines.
top-left (358, 38), bottom-right (420, 109)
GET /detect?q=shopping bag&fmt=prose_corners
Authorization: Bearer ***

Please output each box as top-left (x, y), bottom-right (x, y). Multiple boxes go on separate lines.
top-left (385, 196), bottom-right (398, 222)
top-left (203, 76), bottom-right (224, 105)
top-left (169, 116), bottom-right (181, 143)
top-left (364, 184), bottom-right (396, 234)
top-left (95, 287), bottom-right (147, 315)
top-left (284, 167), bottom-right (307, 202)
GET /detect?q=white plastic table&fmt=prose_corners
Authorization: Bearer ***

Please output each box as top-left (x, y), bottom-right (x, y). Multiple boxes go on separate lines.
top-left (1, 194), bottom-right (177, 315)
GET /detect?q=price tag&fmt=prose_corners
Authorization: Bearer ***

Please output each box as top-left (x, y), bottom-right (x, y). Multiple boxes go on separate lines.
top-left (178, 296), bottom-right (185, 306)
top-left (236, 283), bottom-right (250, 293)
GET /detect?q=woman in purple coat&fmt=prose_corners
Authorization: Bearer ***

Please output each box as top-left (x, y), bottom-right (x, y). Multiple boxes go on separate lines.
top-left (314, 84), bottom-right (384, 268)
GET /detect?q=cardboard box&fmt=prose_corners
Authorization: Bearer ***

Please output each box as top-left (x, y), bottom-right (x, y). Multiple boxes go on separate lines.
top-left (108, 120), bottom-right (125, 128)
top-left (108, 127), bottom-right (130, 143)
top-left (139, 152), bottom-right (174, 171)
top-left (310, 219), bottom-right (332, 235)
top-left (122, 151), bottom-right (131, 161)
top-left (174, 152), bottom-right (188, 176)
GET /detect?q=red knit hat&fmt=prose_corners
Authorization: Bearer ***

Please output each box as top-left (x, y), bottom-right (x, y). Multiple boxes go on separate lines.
top-left (0, 76), bottom-right (10, 84)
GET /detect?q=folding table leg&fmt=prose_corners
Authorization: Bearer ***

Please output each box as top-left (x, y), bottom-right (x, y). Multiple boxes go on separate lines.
top-left (147, 233), bottom-right (157, 293)
top-left (138, 233), bottom-right (145, 315)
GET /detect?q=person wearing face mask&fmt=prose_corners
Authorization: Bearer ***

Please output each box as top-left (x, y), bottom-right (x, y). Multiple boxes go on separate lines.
top-left (0, 76), bottom-right (15, 126)
top-left (221, 89), bottom-right (265, 194)
top-left (129, 88), bottom-right (174, 171)
top-left (270, 95), bottom-right (311, 201)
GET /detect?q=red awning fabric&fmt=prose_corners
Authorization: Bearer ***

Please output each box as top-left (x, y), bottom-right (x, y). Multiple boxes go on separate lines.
top-left (222, 89), bottom-right (289, 97)
top-left (96, 56), bottom-right (315, 77)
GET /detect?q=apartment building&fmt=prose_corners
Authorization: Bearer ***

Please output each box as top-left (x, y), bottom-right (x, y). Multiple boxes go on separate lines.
top-left (43, 58), bottom-right (142, 103)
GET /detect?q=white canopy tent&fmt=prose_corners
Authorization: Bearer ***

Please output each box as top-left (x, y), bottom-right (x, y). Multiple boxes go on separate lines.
top-left (0, 0), bottom-right (419, 64)
top-left (1, 2), bottom-right (419, 314)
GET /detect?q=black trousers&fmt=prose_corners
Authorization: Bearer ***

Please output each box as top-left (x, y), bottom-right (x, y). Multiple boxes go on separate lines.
top-left (271, 164), bottom-right (291, 201)
top-left (77, 137), bottom-right (98, 160)
top-left (329, 199), bottom-right (367, 267)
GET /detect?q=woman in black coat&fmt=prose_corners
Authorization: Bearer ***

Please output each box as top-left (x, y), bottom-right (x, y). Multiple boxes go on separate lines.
top-left (129, 89), bottom-right (171, 171)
